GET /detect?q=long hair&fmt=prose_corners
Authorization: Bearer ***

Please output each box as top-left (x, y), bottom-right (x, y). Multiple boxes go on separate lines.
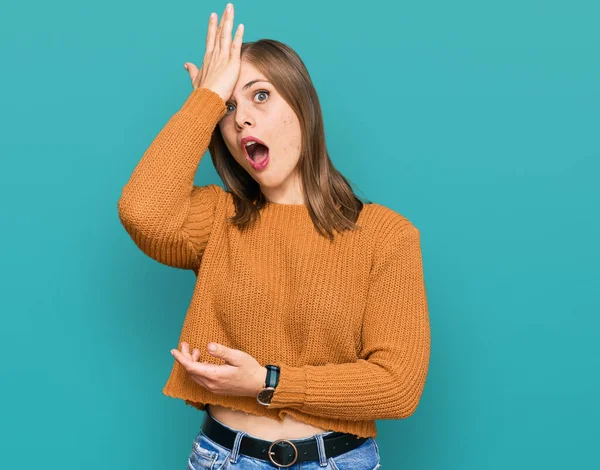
top-left (207, 39), bottom-right (370, 241)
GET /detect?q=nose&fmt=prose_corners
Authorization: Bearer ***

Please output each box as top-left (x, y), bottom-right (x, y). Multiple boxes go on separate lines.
top-left (234, 102), bottom-right (254, 130)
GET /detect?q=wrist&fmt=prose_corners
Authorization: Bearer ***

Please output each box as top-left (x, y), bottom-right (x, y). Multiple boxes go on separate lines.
top-left (256, 365), bottom-right (281, 406)
top-left (254, 366), bottom-right (268, 397)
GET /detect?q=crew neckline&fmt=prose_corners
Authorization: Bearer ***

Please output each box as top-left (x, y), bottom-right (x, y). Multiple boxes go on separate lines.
top-left (264, 200), bottom-right (308, 209)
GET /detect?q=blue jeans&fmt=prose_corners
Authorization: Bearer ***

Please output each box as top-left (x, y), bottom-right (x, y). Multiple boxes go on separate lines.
top-left (187, 412), bottom-right (381, 470)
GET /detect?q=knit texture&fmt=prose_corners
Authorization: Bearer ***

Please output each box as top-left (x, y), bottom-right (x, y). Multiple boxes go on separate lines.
top-left (117, 87), bottom-right (431, 438)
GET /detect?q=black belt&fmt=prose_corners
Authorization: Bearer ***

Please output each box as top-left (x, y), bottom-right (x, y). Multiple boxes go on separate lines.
top-left (201, 410), bottom-right (369, 468)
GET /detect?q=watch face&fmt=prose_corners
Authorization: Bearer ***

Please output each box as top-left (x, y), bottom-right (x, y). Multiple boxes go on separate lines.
top-left (257, 387), bottom-right (275, 405)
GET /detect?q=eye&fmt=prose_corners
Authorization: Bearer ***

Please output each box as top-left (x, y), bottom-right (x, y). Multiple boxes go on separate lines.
top-left (255, 89), bottom-right (270, 102)
top-left (225, 89), bottom-right (270, 115)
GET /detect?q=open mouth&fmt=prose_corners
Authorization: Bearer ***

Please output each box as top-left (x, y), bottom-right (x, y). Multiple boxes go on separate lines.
top-left (242, 138), bottom-right (270, 169)
top-left (245, 142), bottom-right (269, 162)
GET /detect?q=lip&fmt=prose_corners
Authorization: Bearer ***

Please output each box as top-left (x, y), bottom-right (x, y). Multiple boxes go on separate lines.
top-left (241, 135), bottom-right (268, 149)
top-left (240, 135), bottom-right (269, 167)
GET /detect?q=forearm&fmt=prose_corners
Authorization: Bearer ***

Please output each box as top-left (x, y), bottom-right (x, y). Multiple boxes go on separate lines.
top-left (268, 348), bottom-right (430, 421)
top-left (117, 88), bottom-right (226, 239)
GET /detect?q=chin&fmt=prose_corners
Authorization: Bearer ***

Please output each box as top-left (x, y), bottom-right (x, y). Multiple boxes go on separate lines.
top-left (253, 173), bottom-right (282, 187)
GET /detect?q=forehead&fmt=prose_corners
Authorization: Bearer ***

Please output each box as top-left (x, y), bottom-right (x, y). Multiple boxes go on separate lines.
top-left (232, 61), bottom-right (269, 92)
top-left (239, 60), bottom-right (261, 77)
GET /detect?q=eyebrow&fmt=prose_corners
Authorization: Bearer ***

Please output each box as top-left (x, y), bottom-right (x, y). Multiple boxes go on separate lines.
top-left (226, 79), bottom-right (271, 104)
top-left (242, 79), bottom-right (270, 90)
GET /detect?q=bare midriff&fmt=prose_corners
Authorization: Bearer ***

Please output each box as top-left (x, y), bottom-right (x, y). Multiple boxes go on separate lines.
top-left (207, 404), bottom-right (328, 440)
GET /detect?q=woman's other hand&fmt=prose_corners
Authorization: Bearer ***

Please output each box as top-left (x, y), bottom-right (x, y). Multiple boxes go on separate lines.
top-left (171, 341), bottom-right (267, 398)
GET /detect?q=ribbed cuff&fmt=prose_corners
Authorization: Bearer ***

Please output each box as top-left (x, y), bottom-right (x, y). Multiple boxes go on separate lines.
top-left (268, 362), bottom-right (307, 409)
top-left (179, 87), bottom-right (227, 124)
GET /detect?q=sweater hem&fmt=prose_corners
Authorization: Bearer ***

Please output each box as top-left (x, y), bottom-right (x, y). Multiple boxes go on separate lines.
top-left (161, 384), bottom-right (377, 438)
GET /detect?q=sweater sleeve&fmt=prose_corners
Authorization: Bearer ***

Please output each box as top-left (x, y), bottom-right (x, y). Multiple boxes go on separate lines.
top-left (268, 222), bottom-right (431, 421)
top-left (117, 88), bottom-right (227, 271)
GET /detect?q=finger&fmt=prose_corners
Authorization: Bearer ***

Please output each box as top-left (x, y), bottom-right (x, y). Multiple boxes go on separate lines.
top-left (185, 62), bottom-right (200, 82)
top-left (180, 341), bottom-right (193, 359)
top-left (207, 343), bottom-right (243, 366)
top-left (231, 23), bottom-right (244, 58)
top-left (220, 3), bottom-right (234, 55)
top-left (192, 348), bottom-right (201, 361)
top-left (206, 12), bottom-right (217, 53)
top-left (218, 4), bottom-right (228, 30)
top-left (172, 348), bottom-right (197, 371)
top-left (173, 348), bottom-right (213, 374)
top-left (171, 348), bottom-right (187, 366)
top-left (214, 4), bottom-right (229, 55)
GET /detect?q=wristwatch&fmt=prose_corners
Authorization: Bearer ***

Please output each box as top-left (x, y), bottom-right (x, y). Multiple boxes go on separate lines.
top-left (257, 364), bottom-right (280, 406)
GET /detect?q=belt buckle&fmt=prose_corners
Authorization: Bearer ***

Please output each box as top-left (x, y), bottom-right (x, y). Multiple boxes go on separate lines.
top-left (268, 439), bottom-right (298, 468)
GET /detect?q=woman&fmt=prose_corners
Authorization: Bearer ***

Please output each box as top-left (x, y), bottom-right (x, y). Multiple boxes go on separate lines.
top-left (117, 3), bottom-right (431, 469)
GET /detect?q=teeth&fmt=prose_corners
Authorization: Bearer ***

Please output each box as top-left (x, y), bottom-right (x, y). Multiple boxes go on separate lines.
top-left (245, 141), bottom-right (257, 147)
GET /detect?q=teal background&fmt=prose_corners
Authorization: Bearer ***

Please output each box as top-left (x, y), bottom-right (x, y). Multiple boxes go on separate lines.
top-left (1, 0), bottom-right (598, 468)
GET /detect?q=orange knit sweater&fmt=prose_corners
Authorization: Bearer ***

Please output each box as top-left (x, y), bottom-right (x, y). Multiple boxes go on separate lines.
top-left (117, 87), bottom-right (431, 438)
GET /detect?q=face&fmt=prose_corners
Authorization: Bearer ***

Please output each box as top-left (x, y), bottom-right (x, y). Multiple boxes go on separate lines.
top-left (218, 60), bottom-right (303, 202)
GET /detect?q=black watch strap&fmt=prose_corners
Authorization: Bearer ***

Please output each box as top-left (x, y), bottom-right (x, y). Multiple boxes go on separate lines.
top-left (265, 364), bottom-right (280, 388)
